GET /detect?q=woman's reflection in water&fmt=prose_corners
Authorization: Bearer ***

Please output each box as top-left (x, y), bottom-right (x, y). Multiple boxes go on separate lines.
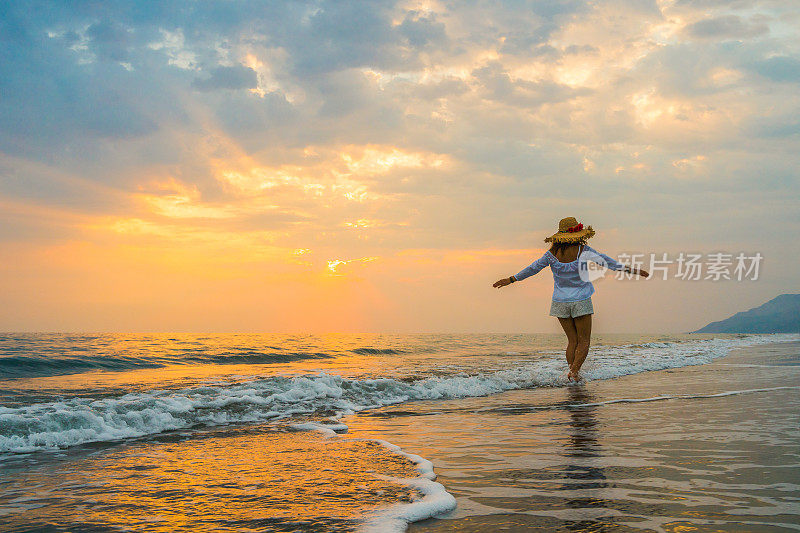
top-left (560, 384), bottom-right (616, 532)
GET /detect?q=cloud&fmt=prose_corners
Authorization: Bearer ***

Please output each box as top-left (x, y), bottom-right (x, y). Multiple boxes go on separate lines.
top-left (685, 15), bottom-right (770, 39)
top-left (472, 61), bottom-right (590, 106)
top-left (748, 55), bottom-right (800, 82)
top-left (398, 10), bottom-right (448, 48)
top-left (0, 0), bottom-right (799, 331)
top-left (86, 20), bottom-right (134, 62)
top-left (192, 65), bottom-right (258, 91)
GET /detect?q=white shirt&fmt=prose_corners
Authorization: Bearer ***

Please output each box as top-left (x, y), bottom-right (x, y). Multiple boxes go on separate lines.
top-left (515, 245), bottom-right (624, 302)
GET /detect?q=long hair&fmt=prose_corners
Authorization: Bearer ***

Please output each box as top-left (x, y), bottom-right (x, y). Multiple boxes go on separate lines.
top-left (549, 240), bottom-right (586, 255)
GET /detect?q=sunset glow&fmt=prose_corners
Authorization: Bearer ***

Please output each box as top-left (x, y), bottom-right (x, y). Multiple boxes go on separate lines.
top-left (1, 1), bottom-right (798, 333)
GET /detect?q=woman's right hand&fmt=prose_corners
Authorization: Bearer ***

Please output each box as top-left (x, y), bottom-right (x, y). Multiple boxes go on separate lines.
top-left (624, 266), bottom-right (650, 279)
top-left (493, 277), bottom-right (513, 288)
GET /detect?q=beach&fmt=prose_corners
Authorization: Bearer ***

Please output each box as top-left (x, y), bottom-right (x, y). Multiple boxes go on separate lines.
top-left (0, 334), bottom-right (797, 531)
top-left (352, 341), bottom-right (800, 531)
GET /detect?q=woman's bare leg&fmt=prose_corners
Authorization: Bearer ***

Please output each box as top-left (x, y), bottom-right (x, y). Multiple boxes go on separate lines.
top-left (569, 314), bottom-right (593, 380)
top-left (557, 317), bottom-right (578, 377)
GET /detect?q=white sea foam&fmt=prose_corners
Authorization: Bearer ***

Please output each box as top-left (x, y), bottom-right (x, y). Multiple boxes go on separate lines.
top-left (558, 386), bottom-right (800, 409)
top-left (360, 439), bottom-right (456, 533)
top-left (289, 421), bottom-right (349, 437)
top-left (289, 422), bottom-right (457, 531)
top-left (361, 474), bottom-right (456, 533)
top-left (0, 334), bottom-right (795, 454)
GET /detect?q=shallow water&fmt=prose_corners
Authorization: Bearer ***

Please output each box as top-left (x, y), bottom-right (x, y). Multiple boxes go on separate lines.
top-left (0, 333), bottom-right (797, 531)
top-left (387, 342), bottom-right (800, 532)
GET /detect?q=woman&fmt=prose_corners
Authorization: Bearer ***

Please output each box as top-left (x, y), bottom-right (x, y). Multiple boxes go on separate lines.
top-left (493, 217), bottom-right (648, 381)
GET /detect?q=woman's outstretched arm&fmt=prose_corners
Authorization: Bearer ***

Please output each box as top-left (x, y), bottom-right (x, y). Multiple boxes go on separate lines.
top-left (493, 275), bottom-right (516, 288)
top-left (493, 253), bottom-right (551, 288)
top-left (583, 245), bottom-right (649, 278)
top-left (622, 265), bottom-right (650, 278)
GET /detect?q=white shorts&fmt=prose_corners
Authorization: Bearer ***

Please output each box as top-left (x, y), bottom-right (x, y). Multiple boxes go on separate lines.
top-left (550, 297), bottom-right (594, 318)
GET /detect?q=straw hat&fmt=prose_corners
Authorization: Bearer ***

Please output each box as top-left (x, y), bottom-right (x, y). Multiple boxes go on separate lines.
top-left (544, 217), bottom-right (596, 243)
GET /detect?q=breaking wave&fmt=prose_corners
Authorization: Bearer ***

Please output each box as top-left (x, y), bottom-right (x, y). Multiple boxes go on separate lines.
top-left (1, 334), bottom-right (794, 454)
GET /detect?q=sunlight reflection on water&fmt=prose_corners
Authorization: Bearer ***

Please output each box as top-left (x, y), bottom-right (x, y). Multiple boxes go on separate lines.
top-left (0, 426), bottom-right (419, 532)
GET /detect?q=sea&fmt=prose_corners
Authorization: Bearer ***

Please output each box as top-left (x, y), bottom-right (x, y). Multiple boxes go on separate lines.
top-left (0, 333), bottom-right (798, 532)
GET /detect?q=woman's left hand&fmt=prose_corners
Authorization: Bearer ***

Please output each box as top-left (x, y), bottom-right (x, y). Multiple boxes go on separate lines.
top-left (493, 277), bottom-right (513, 288)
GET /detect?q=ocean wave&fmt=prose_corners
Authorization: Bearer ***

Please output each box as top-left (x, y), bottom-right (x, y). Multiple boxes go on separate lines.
top-left (351, 348), bottom-right (405, 355)
top-left (190, 352), bottom-right (334, 365)
top-left (0, 351), bottom-right (334, 380)
top-left (0, 334), bottom-right (795, 454)
top-left (0, 355), bottom-right (165, 377)
top-left (0, 334), bottom-right (415, 380)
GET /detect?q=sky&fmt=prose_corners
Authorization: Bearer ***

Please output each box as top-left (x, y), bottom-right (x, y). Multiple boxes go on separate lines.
top-left (0, 0), bottom-right (798, 333)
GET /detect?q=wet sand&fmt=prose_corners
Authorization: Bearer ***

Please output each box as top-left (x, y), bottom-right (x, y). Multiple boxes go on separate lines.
top-left (344, 341), bottom-right (800, 532)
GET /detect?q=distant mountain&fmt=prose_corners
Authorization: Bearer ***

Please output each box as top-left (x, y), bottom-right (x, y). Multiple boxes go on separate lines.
top-left (693, 294), bottom-right (800, 333)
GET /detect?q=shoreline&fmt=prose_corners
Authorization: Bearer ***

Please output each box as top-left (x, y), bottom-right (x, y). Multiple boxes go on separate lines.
top-left (342, 339), bottom-right (800, 532)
